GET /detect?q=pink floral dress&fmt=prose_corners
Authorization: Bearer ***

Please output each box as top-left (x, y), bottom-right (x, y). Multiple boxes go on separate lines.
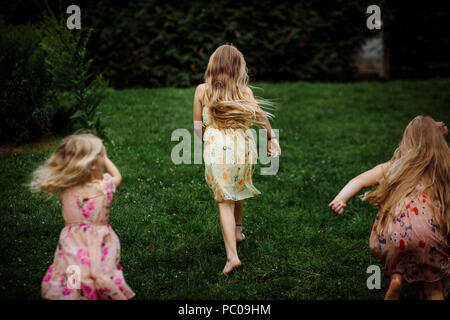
top-left (369, 179), bottom-right (450, 297)
top-left (41, 173), bottom-right (135, 300)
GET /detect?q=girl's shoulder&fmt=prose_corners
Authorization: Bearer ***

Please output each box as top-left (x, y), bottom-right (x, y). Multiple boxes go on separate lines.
top-left (196, 83), bottom-right (207, 96)
top-left (196, 83), bottom-right (206, 90)
top-left (195, 83), bottom-right (207, 106)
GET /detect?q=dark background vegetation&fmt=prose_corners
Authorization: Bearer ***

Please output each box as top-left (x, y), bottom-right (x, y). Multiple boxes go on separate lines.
top-left (2, 0), bottom-right (450, 88)
top-left (1, 0), bottom-right (449, 144)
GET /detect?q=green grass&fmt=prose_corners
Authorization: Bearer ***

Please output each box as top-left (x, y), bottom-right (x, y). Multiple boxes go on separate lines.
top-left (1, 79), bottom-right (449, 300)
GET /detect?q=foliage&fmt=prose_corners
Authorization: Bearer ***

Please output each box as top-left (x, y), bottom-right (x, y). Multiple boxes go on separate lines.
top-left (40, 13), bottom-right (108, 138)
top-left (2, 1), bottom-right (449, 88)
top-left (0, 11), bottom-right (108, 144)
top-left (0, 21), bottom-right (53, 143)
top-left (83, 0), bottom-right (369, 88)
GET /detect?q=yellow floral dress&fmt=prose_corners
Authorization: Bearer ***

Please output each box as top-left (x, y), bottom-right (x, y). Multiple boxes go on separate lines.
top-left (202, 105), bottom-right (261, 202)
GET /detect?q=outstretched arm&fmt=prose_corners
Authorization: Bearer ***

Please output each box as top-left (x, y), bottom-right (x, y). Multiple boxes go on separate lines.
top-left (329, 162), bottom-right (390, 215)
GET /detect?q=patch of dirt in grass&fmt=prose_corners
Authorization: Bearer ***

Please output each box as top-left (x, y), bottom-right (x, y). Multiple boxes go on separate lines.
top-left (0, 137), bottom-right (59, 159)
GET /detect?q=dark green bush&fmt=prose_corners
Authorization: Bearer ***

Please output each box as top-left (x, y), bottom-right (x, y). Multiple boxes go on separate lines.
top-left (0, 21), bottom-right (53, 143)
top-left (83, 0), bottom-right (369, 88)
top-left (0, 13), bottom-right (108, 144)
top-left (2, 1), bottom-right (449, 89)
top-left (40, 13), bottom-right (108, 138)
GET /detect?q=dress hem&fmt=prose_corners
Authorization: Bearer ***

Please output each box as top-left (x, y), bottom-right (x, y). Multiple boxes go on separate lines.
top-left (41, 292), bottom-right (136, 300)
top-left (214, 191), bottom-right (261, 203)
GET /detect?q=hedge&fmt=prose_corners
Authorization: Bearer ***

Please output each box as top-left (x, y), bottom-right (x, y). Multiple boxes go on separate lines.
top-left (1, 0), bottom-right (449, 88)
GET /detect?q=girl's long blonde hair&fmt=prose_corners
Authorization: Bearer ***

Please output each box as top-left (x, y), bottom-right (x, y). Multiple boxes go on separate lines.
top-left (201, 44), bottom-right (274, 130)
top-left (29, 134), bottom-right (104, 195)
top-left (363, 115), bottom-right (450, 245)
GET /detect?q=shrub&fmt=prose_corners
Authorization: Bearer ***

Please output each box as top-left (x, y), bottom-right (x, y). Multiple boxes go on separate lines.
top-left (3, 1), bottom-right (449, 89)
top-left (0, 12), bottom-right (108, 144)
top-left (40, 13), bottom-right (108, 138)
top-left (83, 0), bottom-right (369, 88)
top-left (0, 21), bottom-right (53, 143)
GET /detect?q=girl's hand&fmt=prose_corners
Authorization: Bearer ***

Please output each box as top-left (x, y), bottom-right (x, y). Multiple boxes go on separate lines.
top-left (436, 121), bottom-right (448, 136)
top-left (268, 138), bottom-right (281, 157)
top-left (328, 197), bottom-right (347, 216)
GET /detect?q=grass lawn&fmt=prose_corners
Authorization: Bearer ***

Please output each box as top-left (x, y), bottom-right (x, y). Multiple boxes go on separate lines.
top-left (0, 79), bottom-right (449, 300)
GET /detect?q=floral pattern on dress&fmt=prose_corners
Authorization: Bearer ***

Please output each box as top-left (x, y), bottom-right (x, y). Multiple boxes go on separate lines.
top-left (41, 173), bottom-right (135, 300)
top-left (202, 106), bottom-right (261, 202)
top-left (369, 179), bottom-right (450, 297)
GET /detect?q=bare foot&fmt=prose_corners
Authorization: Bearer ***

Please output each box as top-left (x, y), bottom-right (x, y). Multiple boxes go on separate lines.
top-left (236, 226), bottom-right (246, 243)
top-left (385, 275), bottom-right (402, 300)
top-left (222, 258), bottom-right (241, 275)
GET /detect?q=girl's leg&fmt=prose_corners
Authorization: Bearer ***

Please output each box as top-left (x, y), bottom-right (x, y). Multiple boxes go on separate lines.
top-left (384, 273), bottom-right (403, 300)
top-left (218, 200), bottom-right (241, 274)
top-left (234, 200), bottom-right (245, 243)
top-left (422, 280), bottom-right (444, 300)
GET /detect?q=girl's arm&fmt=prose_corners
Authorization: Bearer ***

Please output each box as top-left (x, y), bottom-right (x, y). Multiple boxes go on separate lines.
top-left (329, 162), bottom-right (390, 215)
top-left (193, 84), bottom-right (205, 140)
top-left (104, 154), bottom-right (122, 189)
top-left (245, 87), bottom-right (281, 157)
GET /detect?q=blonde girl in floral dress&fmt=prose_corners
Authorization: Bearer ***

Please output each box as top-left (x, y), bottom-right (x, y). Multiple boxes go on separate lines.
top-left (329, 116), bottom-right (449, 299)
top-left (30, 134), bottom-right (135, 300)
top-left (193, 44), bottom-right (281, 274)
